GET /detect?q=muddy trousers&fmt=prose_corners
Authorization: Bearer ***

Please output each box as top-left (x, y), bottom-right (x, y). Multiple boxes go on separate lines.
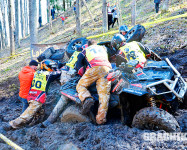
top-left (76, 66), bottom-right (111, 124)
top-left (9, 100), bottom-right (42, 129)
top-left (42, 95), bottom-right (69, 127)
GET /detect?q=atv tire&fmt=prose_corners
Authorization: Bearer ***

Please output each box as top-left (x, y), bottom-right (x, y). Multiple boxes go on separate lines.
top-left (125, 24), bottom-right (145, 43)
top-left (61, 105), bottom-right (90, 123)
top-left (66, 38), bottom-right (88, 58)
top-left (132, 107), bottom-right (180, 132)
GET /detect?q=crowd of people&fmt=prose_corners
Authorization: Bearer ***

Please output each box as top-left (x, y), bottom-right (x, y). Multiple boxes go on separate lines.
top-left (0, 25), bottom-right (151, 131)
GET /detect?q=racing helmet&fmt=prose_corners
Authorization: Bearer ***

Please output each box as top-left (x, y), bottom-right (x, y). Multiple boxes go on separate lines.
top-left (111, 34), bottom-right (126, 51)
top-left (41, 59), bottom-right (57, 71)
top-left (119, 25), bottom-right (129, 35)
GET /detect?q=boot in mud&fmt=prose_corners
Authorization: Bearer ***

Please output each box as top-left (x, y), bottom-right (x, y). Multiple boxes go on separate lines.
top-left (81, 98), bottom-right (94, 115)
top-left (2, 122), bottom-right (13, 131)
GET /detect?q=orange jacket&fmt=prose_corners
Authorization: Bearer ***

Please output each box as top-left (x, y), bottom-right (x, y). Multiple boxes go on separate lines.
top-left (18, 66), bottom-right (36, 99)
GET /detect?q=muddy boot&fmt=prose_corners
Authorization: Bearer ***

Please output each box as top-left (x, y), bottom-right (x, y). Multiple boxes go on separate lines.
top-left (2, 122), bottom-right (13, 131)
top-left (81, 98), bottom-right (94, 115)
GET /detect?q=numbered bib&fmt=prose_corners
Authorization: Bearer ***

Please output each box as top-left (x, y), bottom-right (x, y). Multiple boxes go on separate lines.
top-left (66, 51), bottom-right (81, 69)
top-left (31, 72), bottom-right (48, 92)
top-left (86, 45), bottom-right (108, 62)
top-left (120, 41), bottom-right (146, 63)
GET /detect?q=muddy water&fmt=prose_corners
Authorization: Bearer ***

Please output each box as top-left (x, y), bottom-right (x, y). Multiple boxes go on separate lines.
top-left (0, 49), bottom-right (186, 150)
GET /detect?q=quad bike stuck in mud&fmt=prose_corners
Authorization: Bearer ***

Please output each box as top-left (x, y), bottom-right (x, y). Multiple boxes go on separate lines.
top-left (42, 46), bottom-right (187, 132)
top-left (106, 58), bottom-right (186, 132)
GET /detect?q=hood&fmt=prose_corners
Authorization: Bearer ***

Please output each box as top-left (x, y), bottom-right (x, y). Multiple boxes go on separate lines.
top-left (21, 66), bottom-right (35, 73)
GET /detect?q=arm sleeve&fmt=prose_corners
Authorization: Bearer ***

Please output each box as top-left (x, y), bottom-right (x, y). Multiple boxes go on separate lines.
top-left (75, 52), bottom-right (86, 76)
top-left (46, 72), bottom-right (61, 94)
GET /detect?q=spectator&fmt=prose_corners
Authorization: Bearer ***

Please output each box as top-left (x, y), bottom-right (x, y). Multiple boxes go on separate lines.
top-left (60, 16), bottom-right (67, 27)
top-left (73, 2), bottom-right (76, 14)
top-left (51, 6), bottom-right (55, 20)
top-left (154, 0), bottom-right (161, 13)
top-left (107, 3), bottom-right (113, 30)
top-left (112, 4), bottom-right (119, 28)
top-left (38, 15), bottom-right (42, 28)
top-left (18, 60), bottom-right (38, 113)
top-left (75, 39), bottom-right (112, 125)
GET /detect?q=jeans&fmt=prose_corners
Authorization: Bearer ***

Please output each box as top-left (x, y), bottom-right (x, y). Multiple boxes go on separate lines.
top-left (18, 96), bottom-right (29, 113)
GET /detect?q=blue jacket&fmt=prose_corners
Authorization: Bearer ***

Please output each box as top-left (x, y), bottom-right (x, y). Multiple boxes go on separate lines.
top-left (154, 0), bottom-right (160, 3)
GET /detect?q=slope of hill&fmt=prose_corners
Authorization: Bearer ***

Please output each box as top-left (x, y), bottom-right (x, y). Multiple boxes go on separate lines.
top-left (0, 0), bottom-right (186, 149)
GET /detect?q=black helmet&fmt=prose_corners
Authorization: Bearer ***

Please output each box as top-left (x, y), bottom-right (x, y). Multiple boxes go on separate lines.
top-left (41, 59), bottom-right (57, 71)
top-left (119, 25), bottom-right (129, 35)
top-left (111, 34), bottom-right (126, 51)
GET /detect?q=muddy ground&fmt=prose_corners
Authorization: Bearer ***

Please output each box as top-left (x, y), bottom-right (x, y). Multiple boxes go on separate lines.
top-left (0, 49), bottom-right (186, 150)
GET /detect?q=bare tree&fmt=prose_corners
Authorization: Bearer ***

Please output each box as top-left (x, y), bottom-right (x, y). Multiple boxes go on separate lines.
top-left (0, 20), bottom-right (3, 50)
top-left (47, 0), bottom-right (52, 32)
top-left (8, 0), bottom-right (15, 55)
top-left (82, 0), bottom-right (95, 25)
top-left (162, 0), bottom-right (169, 12)
top-left (102, 0), bottom-right (107, 32)
top-left (131, 0), bottom-right (136, 26)
top-left (24, 0), bottom-right (29, 36)
top-left (20, 0), bottom-right (25, 38)
top-left (29, 0), bottom-right (38, 58)
top-left (1, 0), bottom-right (8, 47)
top-left (63, 0), bottom-right (66, 11)
top-left (15, 0), bottom-right (20, 48)
top-left (116, 0), bottom-right (122, 27)
top-left (76, 0), bottom-right (82, 37)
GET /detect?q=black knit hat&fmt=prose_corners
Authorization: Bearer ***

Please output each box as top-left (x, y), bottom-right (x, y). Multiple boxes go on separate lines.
top-left (29, 60), bottom-right (39, 66)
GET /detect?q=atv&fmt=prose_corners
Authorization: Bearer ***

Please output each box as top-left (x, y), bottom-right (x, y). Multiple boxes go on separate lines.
top-left (106, 57), bottom-right (187, 132)
top-left (66, 24), bottom-right (146, 57)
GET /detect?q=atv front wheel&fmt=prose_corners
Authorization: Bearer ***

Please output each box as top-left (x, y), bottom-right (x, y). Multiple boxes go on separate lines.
top-left (132, 107), bottom-right (180, 132)
top-left (61, 105), bottom-right (91, 123)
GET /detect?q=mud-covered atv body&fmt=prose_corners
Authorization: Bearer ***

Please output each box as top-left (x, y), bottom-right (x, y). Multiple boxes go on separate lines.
top-left (107, 58), bottom-right (187, 132)
top-left (59, 76), bottom-right (120, 123)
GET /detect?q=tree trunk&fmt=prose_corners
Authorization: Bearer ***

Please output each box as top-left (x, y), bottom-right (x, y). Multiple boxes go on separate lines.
top-left (29, 0), bottom-right (38, 59)
top-left (39, 0), bottom-right (42, 26)
top-left (1, 0), bottom-right (8, 47)
top-left (102, 0), bottom-right (107, 32)
top-left (47, 0), bottom-right (52, 32)
top-left (116, 0), bottom-right (122, 27)
top-left (24, 0), bottom-right (29, 36)
top-left (76, 0), bottom-right (82, 37)
top-left (162, 0), bottom-right (169, 12)
top-left (20, 0), bottom-right (25, 38)
top-left (15, 0), bottom-right (20, 48)
top-left (131, 0), bottom-right (136, 26)
top-left (0, 6), bottom-right (5, 49)
top-left (8, 0), bottom-right (15, 55)
top-left (0, 20), bottom-right (3, 50)
top-left (82, 0), bottom-right (95, 25)
top-left (63, 0), bottom-right (66, 11)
